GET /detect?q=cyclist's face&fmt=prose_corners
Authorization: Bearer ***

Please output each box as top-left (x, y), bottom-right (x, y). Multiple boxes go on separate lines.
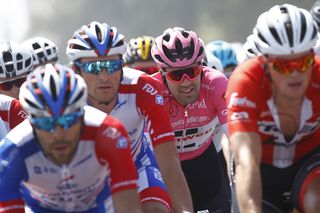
top-left (79, 55), bottom-right (122, 108)
top-left (164, 64), bottom-right (201, 106)
top-left (34, 120), bottom-right (82, 166)
top-left (266, 51), bottom-right (313, 100)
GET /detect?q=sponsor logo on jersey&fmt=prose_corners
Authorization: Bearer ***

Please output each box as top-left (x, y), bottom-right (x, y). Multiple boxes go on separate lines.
top-left (201, 83), bottom-right (215, 91)
top-left (175, 127), bottom-right (213, 143)
top-left (260, 111), bottom-right (271, 117)
top-left (18, 110), bottom-right (28, 119)
top-left (155, 94), bottom-right (164, 105)
top-left (142, 83), bottom-right (157, 95)
top-left (230, 112), bottom-right (249, 120)
top-left (186, 116), bottom-right (209, 124)
top-left (188, 99), bottom-right (207, 109)
top-left (33, 166), bottom-right (58, 174)
top-left (228, 92), bottom-right (256, 108)
top-left (221, 109), bottom-right (228, 116)
top-left (102, 127), bottom-right (121, 139)
top-left (116, 136), bottom-right (128, 149)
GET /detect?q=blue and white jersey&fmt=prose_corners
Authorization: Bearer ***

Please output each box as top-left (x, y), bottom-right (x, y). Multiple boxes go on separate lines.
top-left (0, 106), bottom-right (137, 213)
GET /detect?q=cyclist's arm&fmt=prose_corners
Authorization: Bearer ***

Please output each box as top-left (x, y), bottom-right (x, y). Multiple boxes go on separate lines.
top-left (154, 141), bottom-right (193, 213)
top-left (137, 76), bottom-right (193, 212)
top-left (112, 190), bottom-right (142, 213)
top-left (0, 141), bottom-right (26, 212)
top-left (0, 199), bottom-right (25, 213)
top-left (230, 131), bottom-right (262, 213)
top-left (96, 116), bottom-right (142, 213)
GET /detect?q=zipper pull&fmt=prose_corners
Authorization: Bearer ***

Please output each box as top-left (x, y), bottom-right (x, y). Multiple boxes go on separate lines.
top-left (184, 109), bottom-right (188, 117)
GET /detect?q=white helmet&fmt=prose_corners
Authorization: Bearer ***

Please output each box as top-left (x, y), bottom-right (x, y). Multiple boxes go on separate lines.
top-left (19, 63), bottom-right (87, 117)
top-left (202, 52), bottom-right (223, 71)
top-left (0, 41), bottom-right (33, 82)
top-left (22, 37), bottom-right (59, 68)
top-left (66, 21), bottom-right (126, 62)
top-left (253, 4), bottom-right (318, 55)
top-left (243, 34), bottom-right (261, 59)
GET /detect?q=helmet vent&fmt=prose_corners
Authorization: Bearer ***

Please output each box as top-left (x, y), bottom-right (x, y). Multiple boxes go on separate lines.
top-left (32, 43), bottom-right (41, 50)
top-left (175, 39), bottom-right (183, 58)
top-left (257, 31), bottom-right (269, 45)
top-left (16, 53), bottom-right (22, 60)
top-left (49, 76), bottom-right (57, 101)
top-left (268, 22), bottom-right (282, 46)
top-left (163, 34), bottom-right (170, 42)
top-left (3, 51), bottom-right (12, 63)
top-left (197, 46), bottom-right (204, 59)
top-left (95, 25), bottom-right (103, 42)
top-left (25, 98), bottom-right (41, 109)
top-left (182, 31), bottom-right (189, 38)
top-left (299, 11), bottom-right (307, 42)
top-left (25, 58), bottom-right (32, 68)
top-left (154, 54), bottom-right (165, 63)
top-left (162, 45), bottom-right (175, 62)
top-left (71, 88), bottom-right (84, 105)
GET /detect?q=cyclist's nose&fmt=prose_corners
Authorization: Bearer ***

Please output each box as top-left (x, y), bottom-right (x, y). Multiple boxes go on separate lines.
top-left (180, 74), bottom-right (191, 85)
top-left (51, 125), bottom-right (65, 140)
top-left (98, 68), bottom-right (109, 80)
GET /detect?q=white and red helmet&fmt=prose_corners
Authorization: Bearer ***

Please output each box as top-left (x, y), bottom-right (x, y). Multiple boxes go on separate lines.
top-left (151, 27), bottom-right (204, 68)
top-left (66, 21), bottom-right (126, 62)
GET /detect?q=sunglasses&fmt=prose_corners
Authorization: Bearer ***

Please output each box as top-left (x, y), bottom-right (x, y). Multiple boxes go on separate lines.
top-left (135, 66), bottom-right (159, 75)
top-left (75, 60), bottom-right (123, 75)
top-left (163, 66), bottom-right (202, 83)
top-left (0, 77), bottom-right (26, 91)
top-left (267, 53), bottom-right (314, 75)
top-left (30, 111), bottom-right (83, 132)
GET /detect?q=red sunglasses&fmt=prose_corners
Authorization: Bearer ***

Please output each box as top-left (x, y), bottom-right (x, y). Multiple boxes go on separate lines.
top-left (0, 77), bottom-right (26, 91)
top-left (163, 66), bottom-right (202, 83)
top-left (267, 52), bottom-right (314, 75)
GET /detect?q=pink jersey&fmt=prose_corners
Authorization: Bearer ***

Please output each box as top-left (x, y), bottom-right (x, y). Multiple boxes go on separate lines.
top-left (152, 67), bottom-right (228, 161)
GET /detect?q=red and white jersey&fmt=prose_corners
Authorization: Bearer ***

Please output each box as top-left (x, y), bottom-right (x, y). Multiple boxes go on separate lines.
top-left (0, 94), bottom-right (27, 134)
top-left (0, 106), bottom-right (137, 212)
top-left (227, 57), bottom-right (320, 168)
top-left (153, 67), bottom-right (228, 161)
top-left (110, 67), bottom-right (175, 160)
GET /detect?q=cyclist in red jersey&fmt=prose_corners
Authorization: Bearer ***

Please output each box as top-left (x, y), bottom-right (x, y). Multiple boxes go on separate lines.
top-left (0, 63), bottom-right (142, 213)
top-left (0, 41), bottom-right (30, 139)
top-left (151, 27), bottom-right (231, 213)
top-left (227, 4), bottom-right (320, 213)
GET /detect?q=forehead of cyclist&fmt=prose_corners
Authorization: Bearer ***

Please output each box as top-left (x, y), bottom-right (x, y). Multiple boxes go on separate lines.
top-left (164, 63), bottom-right (198, 73)
top-left (79, 54), bottom-right (122, 63)
top-left (265, 50), bottom-right (312, 60)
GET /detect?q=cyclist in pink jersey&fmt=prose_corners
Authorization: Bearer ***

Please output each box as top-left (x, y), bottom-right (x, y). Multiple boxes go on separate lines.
top-left (0, 63), bottom-right (142, 213)
top-left (151, 27), bottom-right (231, 212)
top-left (227, 4), bottom-right (320, 213)
top-left (66, 21), bottom-right (192, 213)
